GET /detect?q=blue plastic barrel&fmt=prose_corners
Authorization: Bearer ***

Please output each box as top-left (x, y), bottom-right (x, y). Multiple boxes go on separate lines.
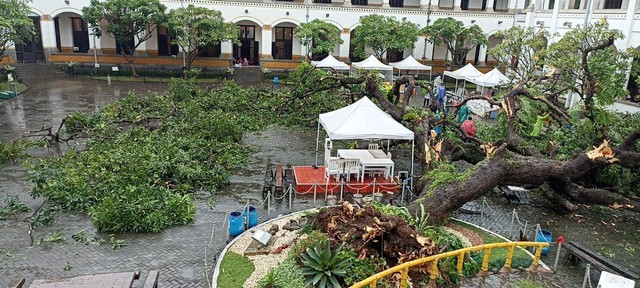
top-left (243, 206), bottom-right (258, 228)
top-left (536, 229), bottom-right (552, 255)
top-left (273, 76), bottom-right (279, 84)
top-left (229, 212), bottom-right (245, 237)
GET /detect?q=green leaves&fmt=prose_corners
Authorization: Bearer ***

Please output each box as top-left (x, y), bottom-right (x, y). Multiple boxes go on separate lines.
top-left (167, 5), bottom-right (239, 70)
top-left (294, 19), bottom-right (344, 60)
top-left (0, 0), bottom-right (35, 58)
top-left (425, 17), bottom-right (487, 67)
top-left (301, 240), bottom-right (350, 288)
top-left (351, 15), bottom-right (420, 62)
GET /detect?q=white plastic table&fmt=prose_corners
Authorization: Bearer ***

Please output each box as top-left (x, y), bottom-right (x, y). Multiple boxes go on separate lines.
top-left (337, 149), bottom-right (394, 182)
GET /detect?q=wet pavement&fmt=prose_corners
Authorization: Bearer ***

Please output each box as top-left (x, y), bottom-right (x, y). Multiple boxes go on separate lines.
top-left (1, 66), bottom-right (639, 288)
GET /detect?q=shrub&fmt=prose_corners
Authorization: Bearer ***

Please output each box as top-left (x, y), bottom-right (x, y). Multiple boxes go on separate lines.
top-left (287, 231), bottom-right (329, 263)
top-left (257, 258), bottom-right (307, 288)
top-left (340, 248), bottom-right (384, 286)
top-left (301, 240), bottom-right (350, 288)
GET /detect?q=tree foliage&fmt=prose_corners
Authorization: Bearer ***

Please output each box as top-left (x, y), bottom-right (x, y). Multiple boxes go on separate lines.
top-left (294, 19), bottom-right (343, 61)
top-left (425, 17), bottom-right (487, 67)
top-left (351, 15), bottom-right (420, 62)
top-left (167, 5), bottom-right (239, 71)
top-left (0, 0), bottom-right (35, 58)
top-left (82, 0), bottom-right (167, 77)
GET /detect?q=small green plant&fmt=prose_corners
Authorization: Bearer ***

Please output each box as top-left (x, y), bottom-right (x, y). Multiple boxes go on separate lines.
top-left (514, 277), bottom-right (544, 288)
top-left (257, 258), bottom-right (306, 288)
top-left (618, 243), bottom-right (636, 256)
top-left (218, 252), bottom-right (255, 288)
top-left (72, 231), bottom-right (88, 243)
top-left (301, 240), bottom-right (350, 288)
top-left (341, 248), bottom-right (383, 286)
top-left (0, 195), bottom-right (30, 220)
top-left (288, 231), bottom-right (329, 262)
top-left (109, 235), bottom-right (125, 250)
top-left (39, 231), bottom-right (65, 244)
top-left (63, 261), bottom-right (73, 271)
top-left (30, 205), bottom-right (61, 228)
top-left (601, 247), bottom-right (616, 258)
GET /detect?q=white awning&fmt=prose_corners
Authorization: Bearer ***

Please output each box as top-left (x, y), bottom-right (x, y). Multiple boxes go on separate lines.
top-left (443, 63), bottom-right (484, 80)
top-left (468, 68), bottom-right (510, 87)
top-left (311, 54), bottom-right (350, 70)
top-left (351, 55), bottom-right (393, 71)
top-left (389, 55), bottom-right (432, 71)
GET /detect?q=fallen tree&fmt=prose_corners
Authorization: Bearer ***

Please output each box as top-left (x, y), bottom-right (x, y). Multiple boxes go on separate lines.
top-left (296, 21), bottom-right (640, 225)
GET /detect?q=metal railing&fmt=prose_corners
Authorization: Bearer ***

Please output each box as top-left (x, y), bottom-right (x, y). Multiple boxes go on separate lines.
top-left (350, 241), bottom-right (549, 288)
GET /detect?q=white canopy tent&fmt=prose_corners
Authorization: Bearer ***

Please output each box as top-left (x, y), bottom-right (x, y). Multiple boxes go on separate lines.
top-left (315, 97), bottom-right (415, 180)
top-left (443, 63), bottom-right (484, 88)
top-left (351, 55), bottom-right (394, 82)
top-left (468, 68), bottom-right (510, 88)
top-left (311, 54), bottom-right (350, 70)
top-left (389, 55), bottom-right (432, 79)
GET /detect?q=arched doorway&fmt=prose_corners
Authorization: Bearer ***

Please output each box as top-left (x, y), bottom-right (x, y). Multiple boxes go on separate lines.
top-left (53, 12), bottom-right (90, 54)
top-left (272, 22), bottom-right (298, 60)
top-left (485, 34), bottom-right (502, 65)
top-left (15, 16), bottom-right (44, 62)
top-left (349, 28), bottom-right (364, 63)
top-left (233, 20), bottom-right (261, 64)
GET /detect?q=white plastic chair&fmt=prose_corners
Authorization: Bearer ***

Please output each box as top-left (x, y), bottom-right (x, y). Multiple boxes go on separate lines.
top-left (325, 157), bottom-right (340, 181)
top-left (337, 158), bottom-right (361, 182)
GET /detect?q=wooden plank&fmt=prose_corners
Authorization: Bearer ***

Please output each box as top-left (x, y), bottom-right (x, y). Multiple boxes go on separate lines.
top-left (142, 271), bottom-right (159, 288)
top-left (568, 242), bottom-right (640, 280)
top-left (8, 277), bottom-right (25, 288)
top-left (29, 271), bottom-right (139, 288)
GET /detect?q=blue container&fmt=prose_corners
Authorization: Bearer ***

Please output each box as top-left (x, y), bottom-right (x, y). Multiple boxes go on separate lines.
top-left (273, 76), bottom-right (279, 84)
top-left (536, 229), bottom-right (552, 256)
top-left (243, 206), bottom-right (258, 229)
top-left (229, 212), bottom-right (245, 237)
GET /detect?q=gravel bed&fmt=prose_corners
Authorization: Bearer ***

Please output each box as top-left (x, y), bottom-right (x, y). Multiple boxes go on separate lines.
top-left (446, 223), bottom-right (484, 246)
top-left (228, 215), bottom-right (305, 288)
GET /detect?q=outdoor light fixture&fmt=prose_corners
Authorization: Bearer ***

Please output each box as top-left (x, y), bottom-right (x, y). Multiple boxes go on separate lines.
top-left (471, 20), bottom-right (476, 23)
top-left (245, 9), bottom-right (248, 13)
top-left (563, 21), bottom-right (572, 27)
top-left (498, 21), bottom-right (503, 24)
top-left (402, 17), bottom-right (407, 21)
top-left (286, 11), bottom-right (289, 15)
top-left (326, 13), bottom-right (330, 17)
top-left (536, 20), bottom-right (544, 25)
top-left (64, 0), bottom-right (69, 3)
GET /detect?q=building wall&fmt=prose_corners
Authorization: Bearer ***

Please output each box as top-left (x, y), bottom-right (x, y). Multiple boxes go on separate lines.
top-left (3, 0), bottom-right (637, 70)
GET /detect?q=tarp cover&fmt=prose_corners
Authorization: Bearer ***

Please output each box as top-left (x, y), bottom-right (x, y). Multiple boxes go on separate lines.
top-left (389, 55), bottom-right (432, 71)
top-left (319, 97), bottom-right (414, 140)
top-left (443, 63), bottom-right (483, 80)
top-left (469, 68), bottom-right (510, 87)
top-left (311, 54), bottom-right (350, 70)
top-left (351, 55), bottom-right (393, 71)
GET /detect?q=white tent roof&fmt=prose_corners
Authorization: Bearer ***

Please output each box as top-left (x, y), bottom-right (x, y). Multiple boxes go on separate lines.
top-left (469, 68), bottom-right (510, 87)
top-left (311, 55), bottom-right (350, 70)
top-left (351, 55), bottom-right (393, 71)
top-left (443, 63), bottom-right (484, 80)
top-left (319, 97), bottom-right (414, 140)
top-left (389, 55), bottom-right (432, 71)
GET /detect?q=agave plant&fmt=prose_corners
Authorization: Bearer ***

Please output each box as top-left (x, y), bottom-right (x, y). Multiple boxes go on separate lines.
top-left (301, 240), bottom-right (350, 288)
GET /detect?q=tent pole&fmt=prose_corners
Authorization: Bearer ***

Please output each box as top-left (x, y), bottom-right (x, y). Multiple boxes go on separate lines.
top-left (387, 140), bottom-right (390, 151)
top-left (410, 139), bottom-right (415, 193)
top-left (315, 122), bottom-right (320, 166)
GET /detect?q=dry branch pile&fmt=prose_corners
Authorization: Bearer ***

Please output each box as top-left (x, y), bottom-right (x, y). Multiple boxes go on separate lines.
top-left (312, 202), bottom-right (437, 267)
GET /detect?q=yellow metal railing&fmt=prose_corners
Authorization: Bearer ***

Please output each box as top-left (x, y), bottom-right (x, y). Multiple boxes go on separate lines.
top-left (350, 241), bottom-right (549, 288)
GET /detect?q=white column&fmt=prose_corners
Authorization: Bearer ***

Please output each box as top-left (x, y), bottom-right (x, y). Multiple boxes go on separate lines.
top-left (431, 0), bottom-right (441, 9)
top-left (420, 0), bottom-right (430, 9)
top-left (344, 0), bottom-right (351, 6)
top-left (486, 0), bottom-right (495, 11)
top-left (564, 0), bottom-right (571, 9)
top-left (580, 0), bottom-right (587, 8)
top-left (624, 0), bottom-right (638, 47)
top-left (478, 44), bottom-right (488, 64)
top-left (598, 0), bottom-right (605, 9)
top-left (339, 31), bottom-right (350, 61)
top-left (40, 16), bottom-right (57, 51)
top-left (261, 26), bottom-right (273, 59)
top-left (508, 0), bottom-right (518, 11)
top-left (383, 0), bottom-right (390, 8)
top-left (622, 0), bottom-right (630, 9)
top-left (454, 0), bottom-right (462, 10)
top-left (426, 41), bottom-right (434, 60)
top-left (221, 41), bottom-right (233, 58)
top-left (136, 37), bottom-right (147, 55)
top-left (550, 0), bottom-right (561, 38)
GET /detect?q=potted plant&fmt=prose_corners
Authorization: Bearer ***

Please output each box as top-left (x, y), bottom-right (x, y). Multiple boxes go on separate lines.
top-left (65, 61), bottom-right (76, 75)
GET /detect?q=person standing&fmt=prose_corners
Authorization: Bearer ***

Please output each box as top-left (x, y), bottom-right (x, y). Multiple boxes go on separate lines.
top-left (423, 89), bottom-right (431, 108)
top-left (461, 116), bottom-right (476, 138)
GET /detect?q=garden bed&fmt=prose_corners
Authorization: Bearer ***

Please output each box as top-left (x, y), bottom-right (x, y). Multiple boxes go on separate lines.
top-left (213, 203), bottom-right (547, 288)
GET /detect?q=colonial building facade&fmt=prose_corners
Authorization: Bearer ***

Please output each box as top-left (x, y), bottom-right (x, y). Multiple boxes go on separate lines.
top-left (2, 0), bottom-right (640, 75)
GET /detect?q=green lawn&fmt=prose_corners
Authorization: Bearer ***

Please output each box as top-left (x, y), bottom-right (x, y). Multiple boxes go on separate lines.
top-left (217, 251), bottom-right (255, 288)
top-left (92, 76), bottom-right (225, 84)
top-left (0, 82), bottom-right (28, 94)
top-left (453, 220), bottom-right (534, 270)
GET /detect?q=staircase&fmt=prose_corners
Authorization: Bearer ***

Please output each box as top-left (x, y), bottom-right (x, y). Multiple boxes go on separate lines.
top-left (232, 66), bottom-right (264, 86)
top-left (11, 63), bottom-right (68, 85)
